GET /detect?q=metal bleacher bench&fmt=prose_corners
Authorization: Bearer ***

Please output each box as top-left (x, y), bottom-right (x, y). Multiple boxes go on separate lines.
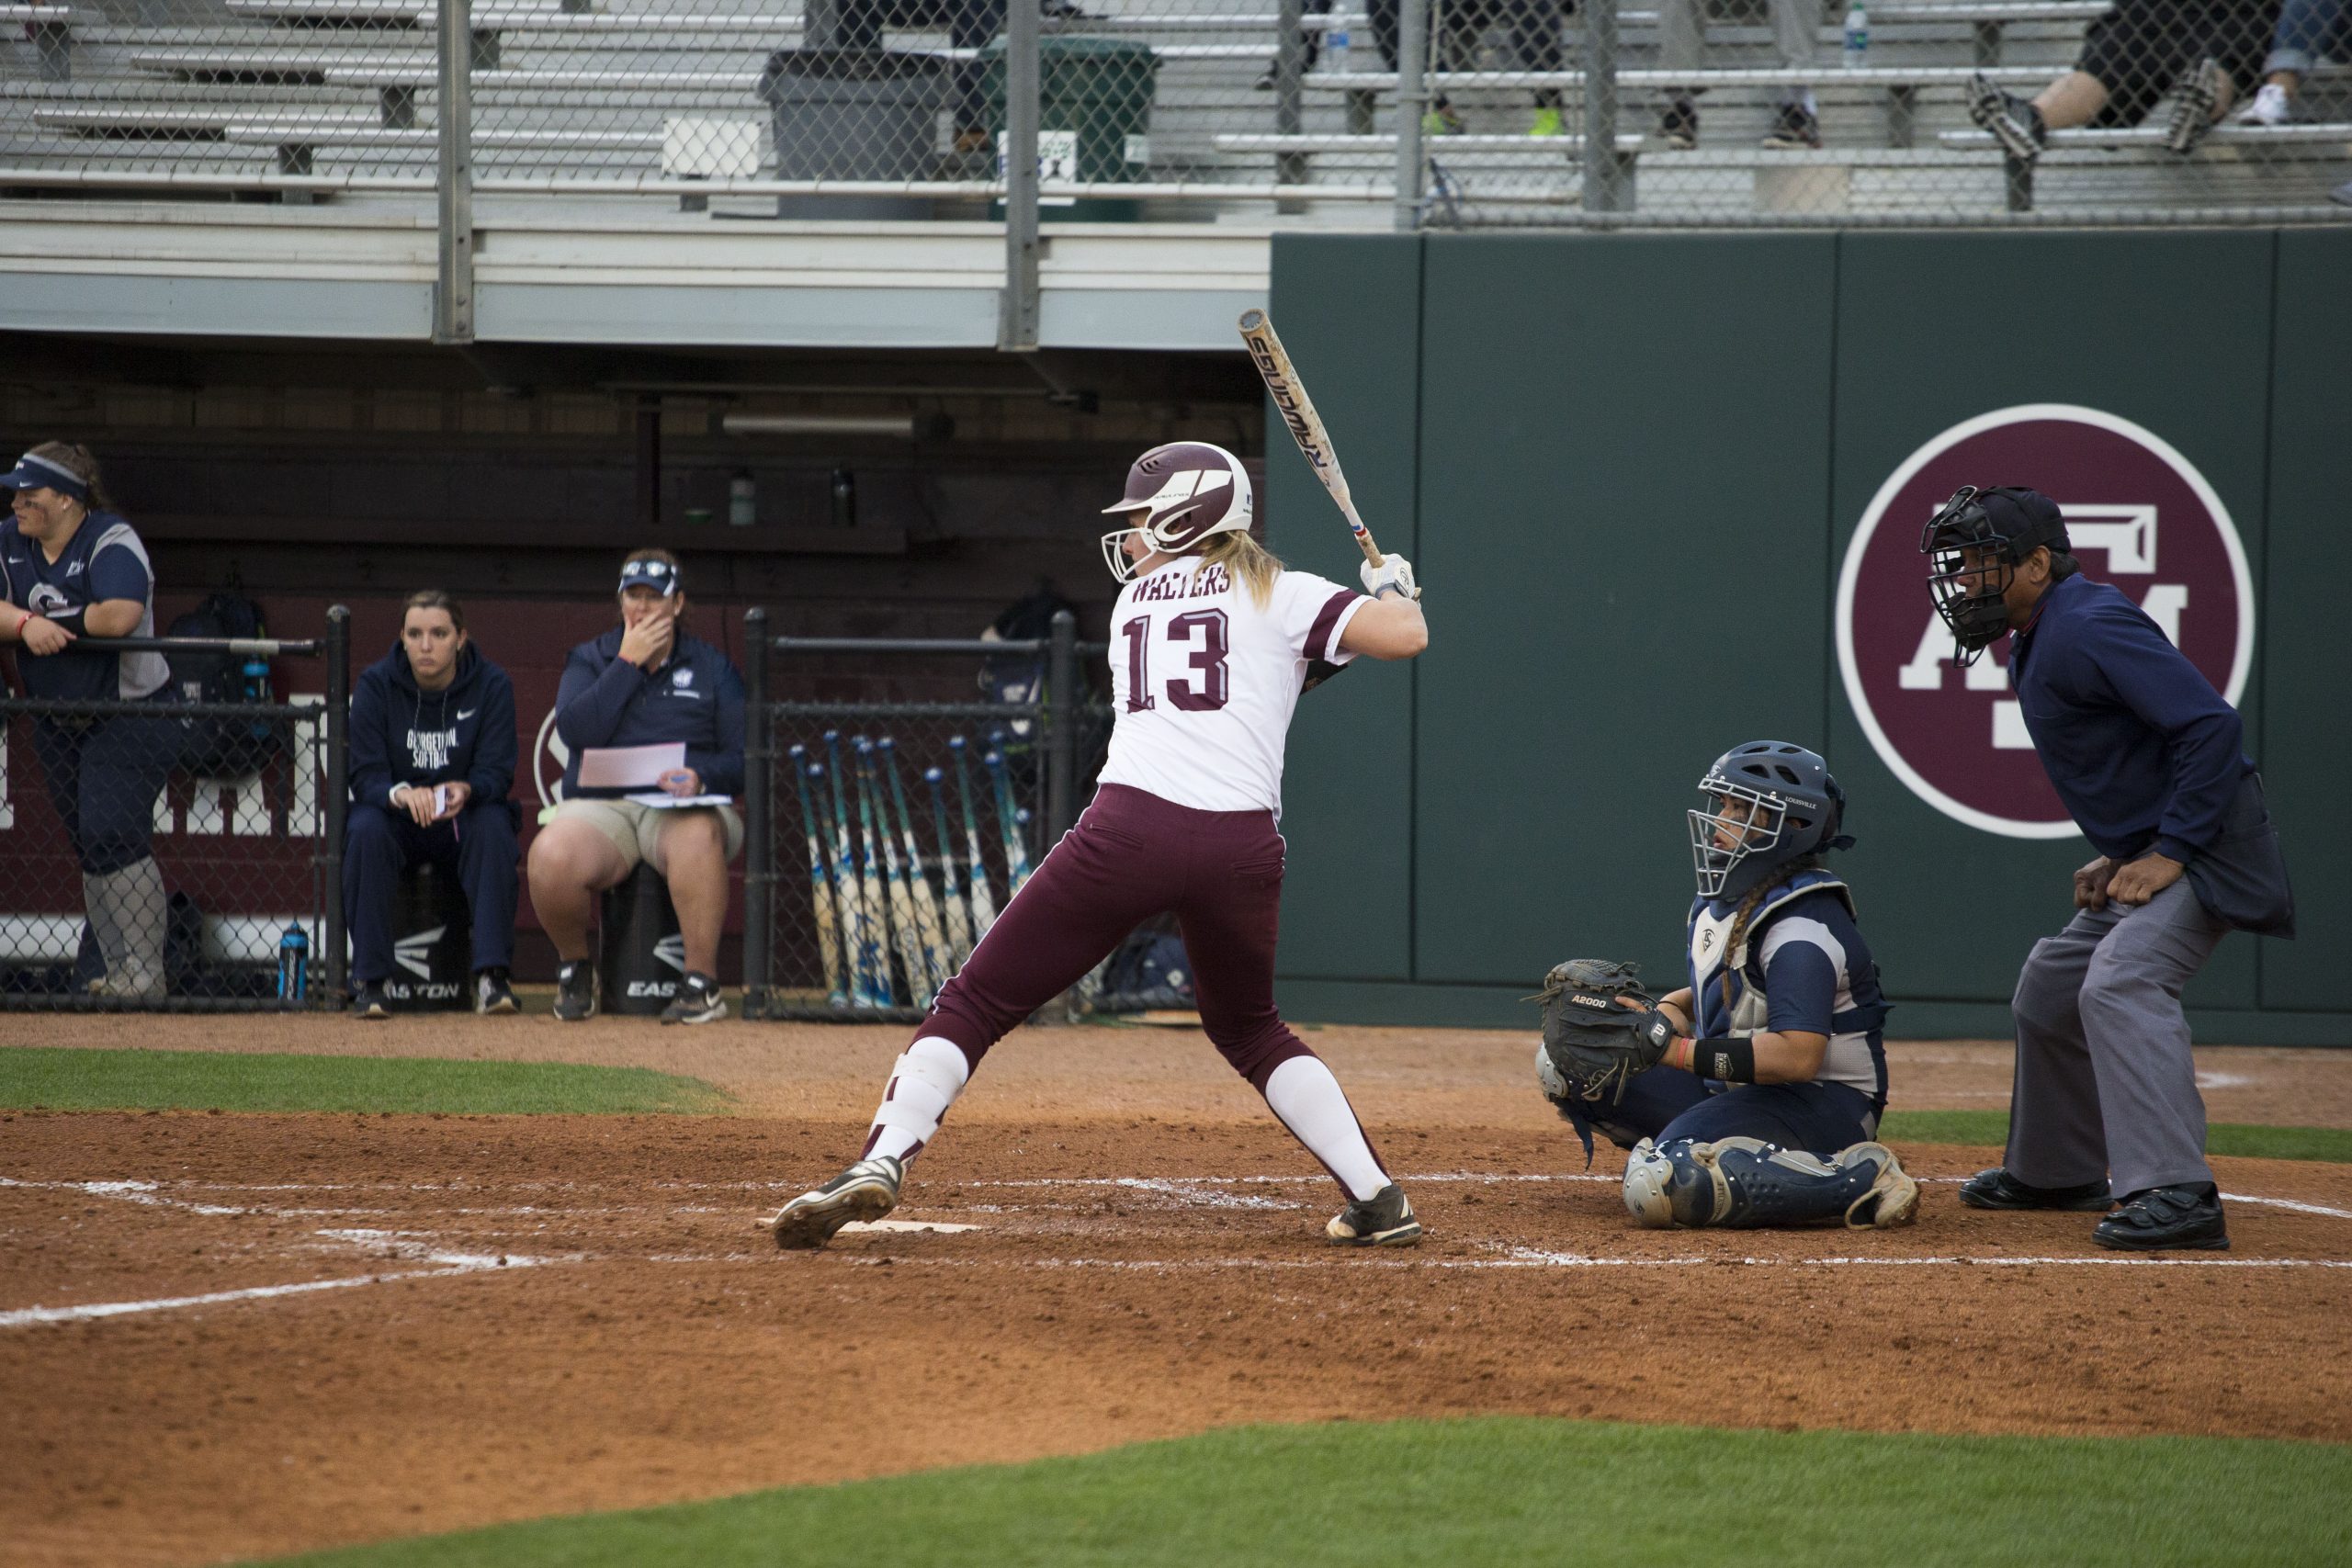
top-left (4, 3), bottom-right (78, 82)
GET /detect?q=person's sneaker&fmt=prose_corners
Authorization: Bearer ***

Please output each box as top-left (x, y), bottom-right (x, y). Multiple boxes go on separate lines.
top-left (1967, 71), bottom-right (2046, 162)
top-left (351, 982), bottom-right (390, 1021)
top-left (659, 971), bottom-right (728, 1026)
top-left (1761, 102), bottom-right (1821, 149)
top-left (2168, 56), bottom-right (2223, 152)
top-left (769, 1155), bottom-right (904, 1249)
top-left (1838, 1144), bottom-right (1921, 1229)
top-left (2234, 80), bottom-right (2291, 125)
top-left (2094, 1183), bottom-right (2229, 1251)
top-left (1327, 1183), bottom-right (1423, 1246)
top-left (1659, 96), bottom-right (1699, 150)
top-left (1958, 1167), bottom-right (2113, 1212)
top-left (552, 960), bottom-right (597, 1022)
top-left (1528, 104), bottom-right (1566, 137)
top-left (472, 966), bottom-right (517, 1016)
top-left (2333, 176), bottom-right (2352, 207)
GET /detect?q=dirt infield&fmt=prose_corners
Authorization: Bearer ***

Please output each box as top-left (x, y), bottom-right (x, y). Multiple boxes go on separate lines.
top-left (6, 1020), bottom-right (2352, 1568)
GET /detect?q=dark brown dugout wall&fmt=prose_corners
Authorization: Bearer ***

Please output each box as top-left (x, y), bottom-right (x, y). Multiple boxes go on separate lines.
top-left (1268, 228), bottom-right (2345, 1046)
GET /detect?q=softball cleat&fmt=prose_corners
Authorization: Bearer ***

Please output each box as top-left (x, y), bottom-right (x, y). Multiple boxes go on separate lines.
top-left (1326, 1183), bottom-right (1423, 1247)
top-left (770, 1155), bottom-right (904, 1250)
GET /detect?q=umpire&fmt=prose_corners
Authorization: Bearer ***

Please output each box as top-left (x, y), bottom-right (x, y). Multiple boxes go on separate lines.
top-left (1921, 485), bottom-right (2294, 1252)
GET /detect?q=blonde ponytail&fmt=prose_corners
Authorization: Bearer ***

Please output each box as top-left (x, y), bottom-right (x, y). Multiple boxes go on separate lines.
top-left (1191, 532), bottom-right (1283, 609)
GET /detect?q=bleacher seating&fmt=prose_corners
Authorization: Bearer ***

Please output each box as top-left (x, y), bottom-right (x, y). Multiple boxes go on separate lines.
top-left (1, 0), bottom-right (2345, 219)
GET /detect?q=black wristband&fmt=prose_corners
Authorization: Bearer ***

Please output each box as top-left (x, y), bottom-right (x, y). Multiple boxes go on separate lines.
top-left (1690, 1037), bottom-right (1757, 1083)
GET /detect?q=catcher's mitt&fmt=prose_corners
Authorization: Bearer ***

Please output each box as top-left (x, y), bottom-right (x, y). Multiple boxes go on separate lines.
top-left (1531, 958), bottom-right (1675, 1108)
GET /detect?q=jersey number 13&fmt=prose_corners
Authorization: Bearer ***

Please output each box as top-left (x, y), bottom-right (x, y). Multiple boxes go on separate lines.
top-left (1122, 610), bottom-right (1230, 714)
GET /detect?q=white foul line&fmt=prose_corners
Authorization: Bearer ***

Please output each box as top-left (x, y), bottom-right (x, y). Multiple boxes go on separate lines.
top-left (0, 1254), bottom-right (549, 1329)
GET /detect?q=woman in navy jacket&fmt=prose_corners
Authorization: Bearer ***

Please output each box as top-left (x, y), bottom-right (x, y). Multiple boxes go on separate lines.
top-left (526, 550), bottom-right (745, 1026)
top-left (343, 589), bottom-right (520, 1018)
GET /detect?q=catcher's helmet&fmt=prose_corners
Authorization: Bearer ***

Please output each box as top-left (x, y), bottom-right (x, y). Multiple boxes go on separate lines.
top-left (1099, 441), bottom-right (1254, 583)
top-left (1688, 740), bottom-right (1851, 903)
top-left (1919, 484), bottom-right (2069, 666)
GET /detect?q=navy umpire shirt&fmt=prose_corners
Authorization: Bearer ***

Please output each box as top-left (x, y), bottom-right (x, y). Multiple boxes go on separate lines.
top-left (2009, 571), bottom-right (2252, 865)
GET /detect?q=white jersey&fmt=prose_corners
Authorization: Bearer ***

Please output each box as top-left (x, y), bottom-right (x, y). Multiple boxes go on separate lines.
top-left (1096, 557), bottom-right (1368, 816)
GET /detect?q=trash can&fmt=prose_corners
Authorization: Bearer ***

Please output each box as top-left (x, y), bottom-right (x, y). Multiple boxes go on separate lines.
top-left (981, 36), bottom-right (1157, 221)
top-left (600, 863), bottom-right (684, 1017)
top-left (386, 863), bottom-right (471, 1012)
top-left (758, 48), bottom-right (950, 220)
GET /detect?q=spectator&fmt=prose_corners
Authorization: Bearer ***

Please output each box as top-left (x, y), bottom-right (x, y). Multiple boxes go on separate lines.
top-left (527, 550), bottom-right (745, 1026)
top-left (1262, 0), bottom-right (1569, 135)
top-left (0, 443), bottom-right (176, 1000)
top-left (1966, 0), bottom-right (2276, 160)
top-left (344, 590), bottom-right (521, 1020)
top-left (1655, 0), bottom-right (1822, 149)
top-left (2233, 0), bottom-right (2344, 120)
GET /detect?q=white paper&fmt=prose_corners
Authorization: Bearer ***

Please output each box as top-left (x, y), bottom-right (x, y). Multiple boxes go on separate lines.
top-left (577, 742), bottom-right (686, 789)
top-left (433, 784), bottom-right (453, 818)
top-left (623, 793), bottom-right (733, 809)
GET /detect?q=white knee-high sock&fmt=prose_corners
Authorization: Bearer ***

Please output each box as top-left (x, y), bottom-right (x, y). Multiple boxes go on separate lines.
top-left (1262, 1055), bottom-right (1389, 1201)
top-left (862, 1036), bottom-right (970, 1165)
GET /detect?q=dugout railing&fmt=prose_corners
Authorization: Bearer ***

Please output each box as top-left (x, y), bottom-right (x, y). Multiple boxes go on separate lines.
top-left (743, 605), bottom-right (1170, 1022)
top-left (0, 604), bottom-right (352, 1010)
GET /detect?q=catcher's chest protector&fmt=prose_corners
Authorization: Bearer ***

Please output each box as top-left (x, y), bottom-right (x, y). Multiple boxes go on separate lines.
top-left (1686, 871), bottom-right (1858, 1037)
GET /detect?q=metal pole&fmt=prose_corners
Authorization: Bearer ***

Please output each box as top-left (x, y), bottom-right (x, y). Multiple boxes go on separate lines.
top-left (1273, 0), bottom-right (1306, 208)
top-left (1580, 0), bottom-right (1623, 214)
top-left (634, 396), bottom-right (662, 532)
top-left (998, 0), bottom-right (1042, 351)
top-left (1393, 0), bottom-right (1429, 231)
top-left (322, 606), bottom-right (351, 1004)
top-left (741, 608), bottom-right (772, 1019)
top-left (1045, 608), bottom-right (1078, 840)
top-left (435, 0), bottom-right (476, 344)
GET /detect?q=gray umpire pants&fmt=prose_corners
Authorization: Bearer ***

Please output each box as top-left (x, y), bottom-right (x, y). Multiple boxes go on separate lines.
top-left (2007, 878), bottom-right (2227, 1199)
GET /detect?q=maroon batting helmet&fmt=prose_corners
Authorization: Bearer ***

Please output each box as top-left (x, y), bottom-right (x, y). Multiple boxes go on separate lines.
top-left (1099, 441), bottom-right (1254, 582)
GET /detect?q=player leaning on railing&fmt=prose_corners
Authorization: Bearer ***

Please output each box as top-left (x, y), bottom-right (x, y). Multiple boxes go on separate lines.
top-left (768, 440), bottom-right (1432, 1253)
top-left (0, 443), bottom-right (179, 1000)
top-left (1531, 743), bottom-right (1920, 1232)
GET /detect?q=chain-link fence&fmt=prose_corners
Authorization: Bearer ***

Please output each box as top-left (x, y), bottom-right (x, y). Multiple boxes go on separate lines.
top-left (0, 1), bottom-right (2341, 240)
top-left (741, 610), bottom-right (1179, 1023)
top-left (0, 614), bottom-right (350, 1010)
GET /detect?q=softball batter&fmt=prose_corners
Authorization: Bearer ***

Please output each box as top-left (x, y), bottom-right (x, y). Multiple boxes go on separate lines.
top-left (769, 440), bottom-right (1430, 1250)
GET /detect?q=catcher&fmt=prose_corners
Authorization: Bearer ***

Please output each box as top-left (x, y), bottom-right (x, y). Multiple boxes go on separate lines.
top-left (1532, 740), bottom-right (1919, 1231)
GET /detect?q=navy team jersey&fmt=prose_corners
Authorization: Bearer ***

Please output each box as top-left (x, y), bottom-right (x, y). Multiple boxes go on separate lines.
top-left (1686, 871), bottom-right (1890, 1107)
top-left (0, 510), bottom-right (169, 702)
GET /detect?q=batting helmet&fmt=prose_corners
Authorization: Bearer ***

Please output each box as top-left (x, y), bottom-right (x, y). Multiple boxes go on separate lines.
top-left (1099, 441), bottom-right (1254, 583)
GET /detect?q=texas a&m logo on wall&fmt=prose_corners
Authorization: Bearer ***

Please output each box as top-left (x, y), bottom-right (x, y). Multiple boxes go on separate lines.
top-left (1836, 404), bottom-right (2255, 840)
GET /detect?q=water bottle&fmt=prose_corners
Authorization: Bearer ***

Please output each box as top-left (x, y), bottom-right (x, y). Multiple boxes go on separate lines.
top-left (1842, 1), bottom-right (1868, 67)
top-left (277, 923), bottom-right (310, 1001)
top-left (729, 468), bottom-right (756, 527)
top-left (1325, 16), bottom-right (1351, 73)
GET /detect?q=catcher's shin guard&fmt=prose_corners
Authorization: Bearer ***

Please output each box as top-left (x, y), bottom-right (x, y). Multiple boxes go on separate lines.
top-left (1624, 1137), bottom-right (1919, 1230)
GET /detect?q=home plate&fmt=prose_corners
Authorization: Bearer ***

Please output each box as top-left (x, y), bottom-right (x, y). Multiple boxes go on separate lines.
top-left (842, 1219), bottom-right (980, 1235)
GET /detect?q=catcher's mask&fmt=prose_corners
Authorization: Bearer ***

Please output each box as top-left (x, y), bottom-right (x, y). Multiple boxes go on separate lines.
top-left (1100, 441), bottom-right (1254, 583)
top-left (1689, 740), bottom-right (1853, 903)
top-left (1919, 484), bottom-right (2069, 667)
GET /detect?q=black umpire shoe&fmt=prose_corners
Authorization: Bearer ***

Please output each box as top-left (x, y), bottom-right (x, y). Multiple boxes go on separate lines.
top-left (552, 960), bottom-right (598, 1022)
top-left (2095, 1184), bottom-right (2230, 1251)
top-left (1958, 1167), bottom-right (2113, 1212)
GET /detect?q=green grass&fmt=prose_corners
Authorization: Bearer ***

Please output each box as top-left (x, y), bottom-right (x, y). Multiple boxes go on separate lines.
top-left (1882, 1109), bottom-right (2352, 1163)
top-left (255, 1416), bottom-right (2352, 1567)
top-left (0, 1046), bottom-right (727, 1115)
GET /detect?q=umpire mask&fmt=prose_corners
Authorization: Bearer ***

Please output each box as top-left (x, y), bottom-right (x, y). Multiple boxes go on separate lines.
top-left (1920, 485), bottom-right (2068, 667)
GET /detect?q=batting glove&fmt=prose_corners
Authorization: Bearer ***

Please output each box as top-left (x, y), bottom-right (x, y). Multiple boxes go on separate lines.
top-left (1360, 553), bottom-right (1420, 602)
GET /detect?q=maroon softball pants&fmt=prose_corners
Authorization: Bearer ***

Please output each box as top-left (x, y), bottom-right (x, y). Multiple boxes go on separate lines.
top-left (921, 784), bottom-right (1316, 1092)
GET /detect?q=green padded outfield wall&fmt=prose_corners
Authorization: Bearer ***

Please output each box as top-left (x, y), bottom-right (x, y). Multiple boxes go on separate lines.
top-left (1268, 228), bottom-right (2346, 1046)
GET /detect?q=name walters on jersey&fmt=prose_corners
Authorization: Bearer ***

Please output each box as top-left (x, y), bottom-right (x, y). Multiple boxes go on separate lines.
top-left (1096, 558), bottom-right (1368, 818)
